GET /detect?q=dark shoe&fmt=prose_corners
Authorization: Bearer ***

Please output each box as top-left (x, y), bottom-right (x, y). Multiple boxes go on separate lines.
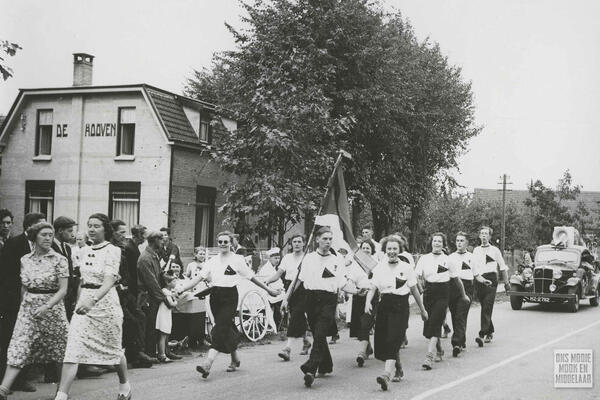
top-left (300, 340), bottom-right (312, 355)
top-left (392, 362), bottom-right (403, 382)
top-left (356, 354), bottom-right (365, 367)
top-left (77, 365), bottom-right (104, 378)
top-left (226, 360), bottom-right (241, 372)
top-left (11, 381), bottom-right (36, 392)
top-left (278, 347), bottom-right (291, 361)
top-left (475, 336), bottom-right (484, 347)
top-left (484, 334), bottom-right (493, 343)
top-left (376, 375), bottom-right (390, 391)
top-left (435, 349), bottom-right (444, 362)
top-left (137, 352), bottom-right (155, 363)
top-left (196, 364), bottom-right (210, 378)
top-left (303, 372), bottom-right (315, 388)
top-left (165, 351), bottom-right (182, 360)
top-left (452, 346), bottom-right (461, 357)
top-left (117, 392), bottom-right (132, 400)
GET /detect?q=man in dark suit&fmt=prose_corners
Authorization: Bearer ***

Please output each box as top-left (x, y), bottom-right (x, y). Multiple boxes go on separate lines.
top-left (138, 231), bottom-right (167, 358)
top-left (158, 227), bottom-right (183, 268)
top-left (0, 209), bottom-right (14, 256)
top-left (0, 212), bottom-right (45, 392)
top-left (51, 216), bottom-right (78, 321)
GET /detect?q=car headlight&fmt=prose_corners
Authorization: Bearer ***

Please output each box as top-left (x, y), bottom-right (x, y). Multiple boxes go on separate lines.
top-left (549, 283), bottom-right (557, 292)
top-left (553, 270), bottom-right (562, 279)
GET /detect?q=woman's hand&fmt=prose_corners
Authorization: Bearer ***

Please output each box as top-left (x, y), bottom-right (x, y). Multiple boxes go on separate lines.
top-left (32, 304), bottom-right (51, 318)
top-left (280, 300), bottom-right (288, 314)
top-left (76, 298), bottom-right (96, 315)
top-left (482, 278), bottom-right (492, 286)
top-left (364, 302), bottom-right (372, 315)
top-left (356, 287), bottom-right (369, 296)
top-left (420, 309), bottom-right (428, 322)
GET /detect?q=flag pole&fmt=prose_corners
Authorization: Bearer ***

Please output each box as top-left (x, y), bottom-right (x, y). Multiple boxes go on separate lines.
top-left (284, 150), bottom-right (348, 302)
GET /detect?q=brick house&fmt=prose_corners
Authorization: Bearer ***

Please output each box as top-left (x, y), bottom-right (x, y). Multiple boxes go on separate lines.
top-left (0, 53), bottom-right (237, 258)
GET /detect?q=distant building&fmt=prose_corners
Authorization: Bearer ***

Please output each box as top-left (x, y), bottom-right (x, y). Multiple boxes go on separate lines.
top-left (0, 53), bottom-right (237, 257)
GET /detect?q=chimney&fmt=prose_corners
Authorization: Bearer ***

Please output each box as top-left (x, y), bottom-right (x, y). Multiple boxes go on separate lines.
top-left (72, 53), bottom-right (94, 86)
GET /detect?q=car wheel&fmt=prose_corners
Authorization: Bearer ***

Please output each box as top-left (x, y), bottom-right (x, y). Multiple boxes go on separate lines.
top-left (510, 295), bottom-right (523, 310)
top-left (568, 288), bottom-right (579, 313)
top-left (590, 285), bottom-right (599, 307)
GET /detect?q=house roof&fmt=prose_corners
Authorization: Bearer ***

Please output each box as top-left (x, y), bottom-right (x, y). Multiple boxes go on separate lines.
top-left (0, 83), bottom-right (221, 148)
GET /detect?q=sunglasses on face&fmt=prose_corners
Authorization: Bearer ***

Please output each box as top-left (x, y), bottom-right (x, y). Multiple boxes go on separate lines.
top-left (218, 240), bottom-right (230, 244)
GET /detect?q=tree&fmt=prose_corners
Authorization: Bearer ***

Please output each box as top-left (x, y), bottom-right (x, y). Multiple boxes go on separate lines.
top-left (185, 0), bottom-right (479, 243)
top-left (1, 41), bottom-right (22, 81)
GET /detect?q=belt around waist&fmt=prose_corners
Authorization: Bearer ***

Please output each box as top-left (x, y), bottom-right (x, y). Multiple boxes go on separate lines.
top-left (81, 283), bottom-right (102, 289)
top-left (27, 288), bottom-right (58, 294)
top-left (381, 293), bottom-right (409, 299)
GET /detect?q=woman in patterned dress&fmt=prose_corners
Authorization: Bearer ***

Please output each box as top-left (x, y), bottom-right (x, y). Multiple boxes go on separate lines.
top-left (0, 223), bottom-right (69, 400)
top-left (54, 214), bottom-right (132, 400)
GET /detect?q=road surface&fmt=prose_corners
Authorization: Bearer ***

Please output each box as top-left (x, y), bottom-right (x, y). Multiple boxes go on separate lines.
top-left (12, 296), bottom-right (600, 400)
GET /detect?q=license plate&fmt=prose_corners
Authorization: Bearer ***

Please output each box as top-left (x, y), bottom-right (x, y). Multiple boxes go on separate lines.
top-left (527, 296), bottom-right (550, 302)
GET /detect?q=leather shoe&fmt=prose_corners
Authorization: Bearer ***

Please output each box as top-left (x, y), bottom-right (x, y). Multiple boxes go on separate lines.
top-left (165, 351), bottom-right (182, 360)
top-left (11, 381), bottom-right (36, 392)
top-left (77, 365), bottom-right (104, 378)
top-left (137, 352), bottom-right (155, 363)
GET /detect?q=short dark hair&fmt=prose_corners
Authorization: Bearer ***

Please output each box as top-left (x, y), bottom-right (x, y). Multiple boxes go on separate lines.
top-left (359, 240), bottom-right (376, 255)
top-left (315, 226), bottom-right (332, 238)
top-left (216, 231), bottom-right (234, 242)
top-left (160, 227), bottom-right (170, 234)
top-left (146, 231), bottom-right (163, 246)
top-left (131, 224), bottom-right (146, 237)
top-left (109, 219), bottom-right (126, 232)
top-left (26, 222), bottom-right (54, 242)
top-left (53, 216), bottom-right (77, 232)
top-left (380, 235), bottom-right (405, 253)
top-left (290, 234), bottom-right (306, 242)
top-left (23, 212), bottom-right (45, 230)
top-left (0, 209), bottom-right (14, 222)
top-left (431, 232), bottom-right (448, 248)
top-left (455, 231), bottom-right (468, 241)
top-left (88, 213), bottom-right (113, 241)
top-left (479, 226), bottom-right (493, 236)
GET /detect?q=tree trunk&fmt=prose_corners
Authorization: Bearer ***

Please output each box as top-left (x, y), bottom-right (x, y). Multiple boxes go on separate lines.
top-left (371, 204), bottom-right (391, 240)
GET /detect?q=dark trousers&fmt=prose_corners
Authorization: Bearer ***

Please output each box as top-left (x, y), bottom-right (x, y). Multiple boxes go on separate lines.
top-left (63, 276), bottom-right (80, 322)
top-left (0, 310), bottom-right (30, 385)
top-left (287, 285), bottom-right (308, 338)
top-left (120, 291), bottom-right (146, 359)
top-left (143, 301), bottom-right (160, 356)
top-left (301, 290), bottom-right (337, 375)
top-left (449, 279), bottom-right (473, 347)
top-left (271, 301), bottom-right (282, 329)
top-left (475, 273), bottom-right (498, 337)
top-left (422, 282), bottom-right (449, 339)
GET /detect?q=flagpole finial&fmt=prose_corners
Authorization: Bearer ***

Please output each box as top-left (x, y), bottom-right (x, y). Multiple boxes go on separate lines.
top-left (339, 149), bottom-right (352, 160)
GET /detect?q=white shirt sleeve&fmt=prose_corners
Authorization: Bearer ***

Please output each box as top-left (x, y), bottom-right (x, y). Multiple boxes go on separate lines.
top-left (414, 255), bottom-right (425, 277)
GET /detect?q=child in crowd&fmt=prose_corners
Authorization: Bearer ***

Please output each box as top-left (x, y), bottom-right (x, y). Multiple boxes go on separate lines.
top-left (186, 247), bottom-right (206, 281)
top-left (156, 272), bottom-right (179, 363)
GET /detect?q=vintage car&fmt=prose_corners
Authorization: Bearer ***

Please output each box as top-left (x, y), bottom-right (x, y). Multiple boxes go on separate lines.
top-left (507, 227), bottom-right (600, 312)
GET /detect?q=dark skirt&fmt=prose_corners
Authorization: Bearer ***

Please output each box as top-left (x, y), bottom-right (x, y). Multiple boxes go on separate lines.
top-left (422, 282), bottom-right (449, 339)
top-left (209, 286), bottom-right (239, 354)
top-left (374, 293), bottom-right (409, 361)
top-left (287, 283), bottom-right (308, 338)
top-left (349, 293), bottom-right (378, 341)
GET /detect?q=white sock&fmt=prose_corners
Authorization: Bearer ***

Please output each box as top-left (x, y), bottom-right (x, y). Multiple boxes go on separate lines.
top-left (55, 392), bottom-right (69, 400)
top-left (118, 381), bottom-right (131, 396)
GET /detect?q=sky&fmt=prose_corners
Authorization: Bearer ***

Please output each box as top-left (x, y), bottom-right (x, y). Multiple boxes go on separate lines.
top-left (1, 0), bottom-right (599, 192)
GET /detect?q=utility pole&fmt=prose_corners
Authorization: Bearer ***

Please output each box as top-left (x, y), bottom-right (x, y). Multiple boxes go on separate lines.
top-left (497, 174), bottom-right (512, 252)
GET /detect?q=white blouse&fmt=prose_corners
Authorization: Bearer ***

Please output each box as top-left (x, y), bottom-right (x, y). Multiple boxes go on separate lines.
top-left (279, 253), bottom-right (304, 282)
top-left (448, 251), bottom-right (475, 280)
top-left (298, 251), bottom-right (347, 293)
top-left (199, 253), bottom-right (254, 287)
top-left (415, 253), bottom-right (455, 283)
top-left (472, 245), bottom-right (507, 275)
top-left (344, 261), bottom-right (370, 289)
top-left (370, 260), bottom-right (417, 295)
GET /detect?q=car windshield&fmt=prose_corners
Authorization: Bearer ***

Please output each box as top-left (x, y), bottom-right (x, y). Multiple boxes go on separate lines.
top-left (535, 249), bottom-right (580, 266)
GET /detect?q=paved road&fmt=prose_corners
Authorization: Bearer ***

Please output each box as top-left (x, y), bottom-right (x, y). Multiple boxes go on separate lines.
top-left (12, 297), bottom-right (600, 400)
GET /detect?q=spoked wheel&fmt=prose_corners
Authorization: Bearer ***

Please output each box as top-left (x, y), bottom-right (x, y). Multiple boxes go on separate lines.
top-left (239, 290), bottom-right (269, 342)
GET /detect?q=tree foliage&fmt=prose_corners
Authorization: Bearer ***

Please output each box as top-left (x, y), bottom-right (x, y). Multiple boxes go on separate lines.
top-left (0, 41), bottom-right (22, 81)
top-left (184, 0), bottom-right (479, 243)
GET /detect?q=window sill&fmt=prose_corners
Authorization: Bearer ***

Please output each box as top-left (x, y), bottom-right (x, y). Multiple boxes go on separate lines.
top-left (32, 155), bottom-right (52, 161)
top-left (114, 155), bottom-right (135, 161)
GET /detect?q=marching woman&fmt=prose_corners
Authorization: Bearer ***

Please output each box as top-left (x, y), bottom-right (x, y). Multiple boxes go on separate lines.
top-left (177, 231), bottom-right (279, 378)
top-left (348, 241), bottom-right (378, 368)
top-left (267, 234), bottom-right (312, 361)
top-left (415, 232), bottom-right (468, 371)
top-left (0, 223), bottom-right (69, 399)
top-left (367, 235), bottom-right (427, 391)
top-left (55, 214), bottom-right (132, 400)
top-left (282, 227), bottom-right (353, 388)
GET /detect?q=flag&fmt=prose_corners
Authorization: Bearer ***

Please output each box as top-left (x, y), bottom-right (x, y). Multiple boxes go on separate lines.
top-left (314, 158), bottom-right (377, 273)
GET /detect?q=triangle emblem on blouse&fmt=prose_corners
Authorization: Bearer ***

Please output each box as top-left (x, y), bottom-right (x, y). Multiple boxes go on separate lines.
top-left (224, 265), bottom-right (236, 275)
top-left (485, 254), bottom-right (495, 264)
top-left (462, 262), bottom-right (471, 270)
top-left (437, 265), bottom-right (448, 273)
top-left (395, 277), bottom-right (407, 289)
top-left (322, 268), bottom-right (335, 278)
